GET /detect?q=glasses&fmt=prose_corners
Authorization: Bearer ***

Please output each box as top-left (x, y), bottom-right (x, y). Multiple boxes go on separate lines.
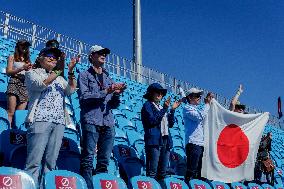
top-left (192, 94), bottom-right (201, 99)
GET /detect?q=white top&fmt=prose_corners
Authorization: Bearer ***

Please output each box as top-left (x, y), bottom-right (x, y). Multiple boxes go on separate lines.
top-left (25, 68), bottom-right (77, 124)
top-left (183, 103), bottom-right (210, 146)
top-left (34, 80), bottom-right (65, 124)
top-left (13, 61), bottom-right (26, 75)
top-left (152, 102), bottom-right (169, 136)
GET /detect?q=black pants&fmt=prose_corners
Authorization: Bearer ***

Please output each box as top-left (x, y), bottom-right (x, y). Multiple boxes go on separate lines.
top-left (185, 143), bottom-right (204, 182)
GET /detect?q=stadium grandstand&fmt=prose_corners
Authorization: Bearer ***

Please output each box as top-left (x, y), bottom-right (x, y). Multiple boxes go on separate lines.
top-left (0, 10), bottom-right (283, 189)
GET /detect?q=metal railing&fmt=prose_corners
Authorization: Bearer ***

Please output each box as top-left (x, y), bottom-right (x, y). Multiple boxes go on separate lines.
top-left (0, 11), bottom-right (282, 128)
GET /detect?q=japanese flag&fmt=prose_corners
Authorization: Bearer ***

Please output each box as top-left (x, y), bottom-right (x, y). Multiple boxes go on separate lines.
top-left (201, 99), bottom-right (269, 183)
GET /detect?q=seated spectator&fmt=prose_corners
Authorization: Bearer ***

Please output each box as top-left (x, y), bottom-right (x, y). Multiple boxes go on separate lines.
top-left (183, 88), bottom-right (213, 183)
top-left (141, 83), bottom-right (181, 181)
top-left (6, 39), bottom-right (32, 127)
top-left (24, 46), bottom-right (77, 188)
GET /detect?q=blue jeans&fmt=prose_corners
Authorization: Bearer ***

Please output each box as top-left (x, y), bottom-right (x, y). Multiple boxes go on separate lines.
top-left (185, 143), bottom-right (204, 182)
top-left (25, 121), bottom-right (65, 188)
top-left (80, 124), bottom-right (115, 189)
top-left (145, 136), bottom-right (170, 180)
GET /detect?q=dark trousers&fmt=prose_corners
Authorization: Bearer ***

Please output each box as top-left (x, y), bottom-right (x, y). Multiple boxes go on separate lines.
top-left (145, 136), bottom-right (170, 180)
top-left (185, 143), bottom-right (204, 182)
top-left (80, 125), bottom-right (115, 189)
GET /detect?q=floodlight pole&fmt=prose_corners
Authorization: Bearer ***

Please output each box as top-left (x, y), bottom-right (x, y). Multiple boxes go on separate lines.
top-left (133, 0), bottom-right (142, 82)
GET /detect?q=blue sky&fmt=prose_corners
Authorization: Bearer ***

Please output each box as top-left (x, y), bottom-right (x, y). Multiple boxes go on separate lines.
top-left (1, 0), bottom-right (283, 118)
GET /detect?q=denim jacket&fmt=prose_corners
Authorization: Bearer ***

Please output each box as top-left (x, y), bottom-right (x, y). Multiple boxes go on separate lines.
top-left (141, 101), bottom-right (175, 148)
top-left (78, 67), bottom-right (120, 128)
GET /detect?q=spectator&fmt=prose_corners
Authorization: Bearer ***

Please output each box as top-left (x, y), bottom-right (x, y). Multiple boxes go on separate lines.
top-left (229, 84), bottom-right (246, 113)
top-left (24, 46), bottom-right (77, 188)
top-left (254, 132), bottom-right (274, 185)
top-left (183, 88), bottom-right (213, 182)
top-left (6, 39), bottom-right (32, 127)
top-left (141, 83), bottom-right (181, 182)
top-left (78, 45), bottom-right (126, 189)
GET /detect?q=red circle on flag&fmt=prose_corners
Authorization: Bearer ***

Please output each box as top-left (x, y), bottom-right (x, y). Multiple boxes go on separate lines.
top-left (217, 124), bottom-right (249, 168)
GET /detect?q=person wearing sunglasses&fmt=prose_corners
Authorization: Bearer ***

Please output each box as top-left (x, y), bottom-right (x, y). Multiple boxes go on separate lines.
top-left (24, 47), bottom-right (78, 188)
top-left (6, 39), bottom-right (33, 127)
top-left (141, 83), bottom-right (181, 183)
top-left (229, 84), bottom-right (246, 114)
top-left (183, 88), bottom-right (214, 183)
top-left (78, 45), bottom-right (126, 189)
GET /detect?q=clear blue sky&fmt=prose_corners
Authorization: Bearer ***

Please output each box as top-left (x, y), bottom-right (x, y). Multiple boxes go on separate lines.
top-left (1, 0), bottom-right (283, 117)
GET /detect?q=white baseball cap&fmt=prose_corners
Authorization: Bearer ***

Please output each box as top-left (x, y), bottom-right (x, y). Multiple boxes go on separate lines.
top-left (89, 45), bottom-right (110, 55)
top-left (185, 87), bottom-right (204, 96)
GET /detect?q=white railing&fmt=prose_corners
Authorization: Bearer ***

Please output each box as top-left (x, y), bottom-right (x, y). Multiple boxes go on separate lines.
top-left (0, 11), bottom-right (282, 128)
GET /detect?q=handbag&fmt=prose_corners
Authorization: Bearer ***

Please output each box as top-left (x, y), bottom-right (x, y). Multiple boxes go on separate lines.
top-left (262, 158), bottom-right (275, 173)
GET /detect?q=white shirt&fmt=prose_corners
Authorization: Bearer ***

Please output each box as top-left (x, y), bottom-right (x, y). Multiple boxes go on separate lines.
top-left (34, 80), bottom-right (65, 124)
top-left (183, 103), bottom-right (210, 146)
top-left (152, 102), bottom-right (169, 136)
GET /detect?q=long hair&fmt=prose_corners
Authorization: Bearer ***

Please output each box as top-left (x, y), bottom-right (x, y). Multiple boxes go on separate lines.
top-left (14, 43), bottom-right (31, 63)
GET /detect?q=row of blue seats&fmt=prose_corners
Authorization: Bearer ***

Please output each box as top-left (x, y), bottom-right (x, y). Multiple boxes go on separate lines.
top-left (1, 166), bottom-right (283, 189)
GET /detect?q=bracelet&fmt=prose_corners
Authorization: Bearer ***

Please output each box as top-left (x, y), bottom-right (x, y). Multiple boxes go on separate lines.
top-left (68, 71), bottom-right (75, 76)
top-left (53, 70), bottom-right (62, 77)
top-left (237, 91), bottom-right (241, 96)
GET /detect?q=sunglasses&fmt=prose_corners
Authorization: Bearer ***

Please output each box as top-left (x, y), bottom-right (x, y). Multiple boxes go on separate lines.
top-left (44, 53), bottom-right (58, 59)
top-left (191, 94), bottom-right (202, 98)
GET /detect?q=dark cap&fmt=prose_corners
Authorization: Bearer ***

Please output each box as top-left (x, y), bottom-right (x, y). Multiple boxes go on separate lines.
top-left (143, 83), bottom-right (167, 100)
top-left (16, 39), bottom-right (31, 47)
top-left (39, 47), bottom-right (62, 59)
top-left (46, 39), bottom-right (60, 49)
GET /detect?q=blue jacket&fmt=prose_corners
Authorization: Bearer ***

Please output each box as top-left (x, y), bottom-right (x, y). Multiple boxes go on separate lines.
top-left (78, 67), bottom-right (120, 129)
top-left (141, 101), bottom-right (175, 148)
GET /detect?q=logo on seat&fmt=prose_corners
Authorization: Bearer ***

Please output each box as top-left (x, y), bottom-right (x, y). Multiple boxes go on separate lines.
top-left (55, 176), bottom-right (76, 189)
top-left (100, 179), bottom-right (118, 189)
top-left (170, 182), bottom-right (182, 189)
top-left (0, 175), bottom-right (22, 188)
top-left (137, 181), bottom-right (152, 189)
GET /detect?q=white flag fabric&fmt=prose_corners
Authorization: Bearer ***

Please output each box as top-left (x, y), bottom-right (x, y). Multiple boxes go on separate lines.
top-left (201, 99), bottom-right (269, 183)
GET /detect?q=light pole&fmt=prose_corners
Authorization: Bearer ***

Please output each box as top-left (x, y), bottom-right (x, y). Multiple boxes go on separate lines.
top-left (133, 0), bottom-right (142, 82)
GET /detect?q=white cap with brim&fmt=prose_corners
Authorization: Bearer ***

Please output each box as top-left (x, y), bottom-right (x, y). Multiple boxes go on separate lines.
top-left (185, 87), bottom-right (204, 97)
top-left (89, 45), bottom-right (110, 55)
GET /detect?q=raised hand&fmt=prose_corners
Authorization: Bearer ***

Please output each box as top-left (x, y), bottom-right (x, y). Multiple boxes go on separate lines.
top-left (68, 55), bottom-right (80, 72)
top-left (163, 97), bottom-right (171, 109)
top-left (172, 100), bottom-right (182, 110)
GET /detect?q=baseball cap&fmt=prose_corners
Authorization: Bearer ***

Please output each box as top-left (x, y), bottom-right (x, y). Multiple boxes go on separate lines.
top-left (185, 88), bottom-right (204, 97)
top-left (143, 83), bottom-right (167, 100)
top-left (89, 45), bottom-right (110, 55)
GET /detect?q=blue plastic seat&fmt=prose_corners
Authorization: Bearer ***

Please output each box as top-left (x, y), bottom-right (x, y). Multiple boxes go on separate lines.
top-left (92, 173), bottom-right (127, 189)
top-left (131, 176), bottom-right (162, 189)
top-left (247, 183), bottom-right (263, 189)
top-left (261, 183), bottom-right (273, 189)
top-left (14, 110), bottom-right (28, 130)
top-left (231, 182), bottom-right (247, 189)
top-left (164, 177), bottom-right (189, 189)
top-left (0, 166), bottom-right (36, 189)
top-left (211, 181), bottom-right (230, 189)
top-left (114, 128), bottom-right (129, 145)
top-left (0, 129), bottom-right (27, 167)
top-left (44, 170), bottom-right (87, 189)
top-left (188, 179), bottom-right (212, 189)
top-left (113, 145), bottom-right (144, 182)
